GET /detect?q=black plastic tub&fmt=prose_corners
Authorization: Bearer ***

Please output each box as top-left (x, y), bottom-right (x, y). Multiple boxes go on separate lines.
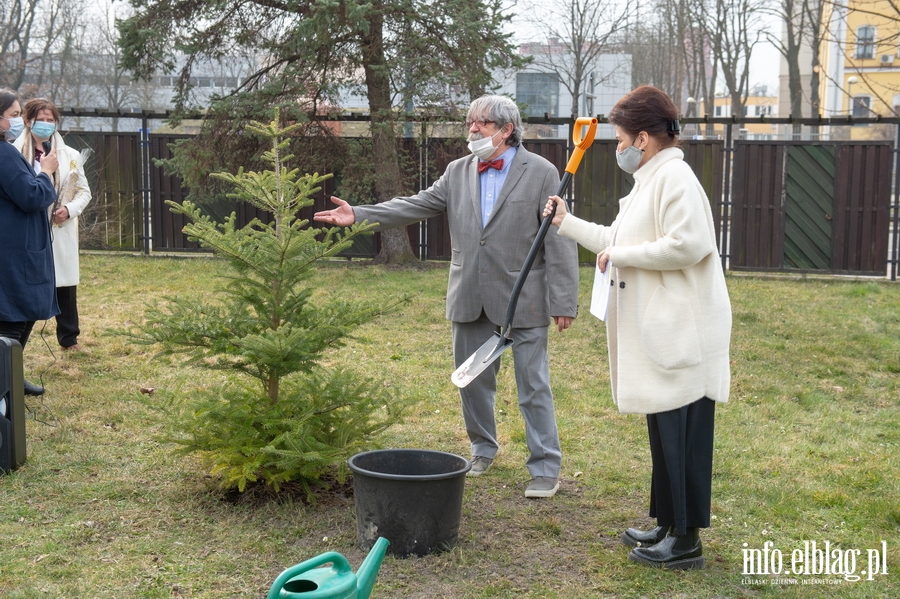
top-left (348, 449), bottom-right (471, 557)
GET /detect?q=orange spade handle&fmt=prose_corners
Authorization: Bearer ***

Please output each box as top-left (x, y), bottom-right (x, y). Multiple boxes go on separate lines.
top-left (564, 117), bottom-right (598, 175)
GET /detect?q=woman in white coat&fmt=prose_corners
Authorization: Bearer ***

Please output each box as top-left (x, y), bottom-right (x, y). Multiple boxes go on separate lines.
top-left (544, 86), bottom-right (732, 570)
top-left (15, 98), bottom-right (91, 351)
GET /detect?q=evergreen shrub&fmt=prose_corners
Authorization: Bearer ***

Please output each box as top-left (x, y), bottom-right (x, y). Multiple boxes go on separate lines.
top-left (130, 111), bottom-right (411, 496)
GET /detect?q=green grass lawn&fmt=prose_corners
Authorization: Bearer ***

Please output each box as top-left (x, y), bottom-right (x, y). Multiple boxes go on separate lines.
top-left (1, 254), bottom-right (898, 598)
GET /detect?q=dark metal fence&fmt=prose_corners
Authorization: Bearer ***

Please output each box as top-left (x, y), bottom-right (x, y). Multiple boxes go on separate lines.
top-left (64, 132), bottom-right (143, 251)
top-left (730, 141), bottom-right (892, 275)
top-left (59, 112), bottom-right (900, 280)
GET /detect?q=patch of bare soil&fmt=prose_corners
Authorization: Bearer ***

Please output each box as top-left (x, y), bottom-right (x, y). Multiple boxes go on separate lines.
top-left (221, 476), bottom-right (355, 508)
top-left (342, 476), bottom-right (647, 597)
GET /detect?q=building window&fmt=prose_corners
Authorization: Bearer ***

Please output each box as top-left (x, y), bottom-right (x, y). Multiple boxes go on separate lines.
top-left (852, 96), bottom-right (870, 117)
top-left (856, 26), bottom-right (875, 59)
top-left (516, 73), bottom-right (560, 118)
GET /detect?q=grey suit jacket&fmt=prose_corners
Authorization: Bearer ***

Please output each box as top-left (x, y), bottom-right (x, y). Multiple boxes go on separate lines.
top-left (353, 146), bottom-right (579, 328)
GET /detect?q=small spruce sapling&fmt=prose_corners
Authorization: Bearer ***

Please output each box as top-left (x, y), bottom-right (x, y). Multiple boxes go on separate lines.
top-left (132, 110), bottom-right (410, 495)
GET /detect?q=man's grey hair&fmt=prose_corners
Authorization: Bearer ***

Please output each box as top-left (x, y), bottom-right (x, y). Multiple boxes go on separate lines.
top-left (467, 95), bottom-right (523, 147)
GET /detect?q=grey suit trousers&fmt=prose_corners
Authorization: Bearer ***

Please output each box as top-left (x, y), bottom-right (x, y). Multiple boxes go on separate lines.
top-left (452, 311), bottom-right (561, 478)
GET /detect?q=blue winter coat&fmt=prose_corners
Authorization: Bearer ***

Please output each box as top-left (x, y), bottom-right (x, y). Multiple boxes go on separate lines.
top-left (0, 141), bottom-right (59, 321)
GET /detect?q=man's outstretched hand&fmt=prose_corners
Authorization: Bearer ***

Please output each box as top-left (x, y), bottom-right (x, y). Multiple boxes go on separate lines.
top-left (313, 196), bottom-right (355, 226)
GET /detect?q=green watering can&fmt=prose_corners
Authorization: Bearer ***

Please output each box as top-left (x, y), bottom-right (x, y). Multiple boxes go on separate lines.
top-left (267, 537), bottom-right (389, 599)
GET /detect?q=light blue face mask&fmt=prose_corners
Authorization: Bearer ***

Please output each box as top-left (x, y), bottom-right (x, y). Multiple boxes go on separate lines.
top-left (31, 121), bottom-right (56, 140)
top-left (3, 116), bottom-right (24, 141)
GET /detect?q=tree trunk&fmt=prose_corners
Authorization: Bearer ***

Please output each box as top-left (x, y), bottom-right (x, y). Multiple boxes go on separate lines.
top-left (810, 67), bottom-right (821, 116)
top-left (362, 4), bottom-right (418, 265)
top-left (787, 46), bottom-right (803, 118)
top-left (807, 0), bottom-right (824, 118)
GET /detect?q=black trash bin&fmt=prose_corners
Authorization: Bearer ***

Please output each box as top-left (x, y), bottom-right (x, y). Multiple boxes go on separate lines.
top-left (348, 449), bottom-right (471, 557)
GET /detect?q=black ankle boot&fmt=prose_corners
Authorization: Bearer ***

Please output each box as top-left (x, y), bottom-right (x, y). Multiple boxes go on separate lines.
top-left (628, 527), bottom-right (704, 570)
top-left (620, 525), bottom-right (669, 548)
top-left (24, 379), bottom-right (44, 396)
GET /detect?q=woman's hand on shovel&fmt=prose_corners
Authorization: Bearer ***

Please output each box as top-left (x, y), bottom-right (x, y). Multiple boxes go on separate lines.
top-left (543, 195), bottom-right (568, 228)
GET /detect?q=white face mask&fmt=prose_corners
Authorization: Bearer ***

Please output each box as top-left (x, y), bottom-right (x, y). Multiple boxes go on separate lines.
top-left (616, 141), bottom-right (643, 174)
top-left (467, 128), bottom-right (504, 160)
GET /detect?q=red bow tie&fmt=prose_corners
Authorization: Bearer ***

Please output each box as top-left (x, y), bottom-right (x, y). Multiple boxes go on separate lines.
top-left (477, 158), bottom-right (504, 173)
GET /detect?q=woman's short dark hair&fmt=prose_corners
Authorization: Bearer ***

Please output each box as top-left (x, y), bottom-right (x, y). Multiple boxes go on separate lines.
top-left (608, 85), bottom-right (680, 147)
top-left (0, 88), bottom-right (18, 116)
top-left (23, 97), bottom-right (61, 126)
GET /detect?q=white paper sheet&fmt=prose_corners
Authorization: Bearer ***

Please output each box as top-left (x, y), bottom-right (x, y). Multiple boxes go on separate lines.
top-left (589, 261), bottom-right (612, 321)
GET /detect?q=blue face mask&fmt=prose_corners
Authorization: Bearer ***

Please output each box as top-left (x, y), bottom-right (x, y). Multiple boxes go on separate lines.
top-left (31, 121), bottom-right (56, 140)
top-left (3, 116), bottom-right (24, 142)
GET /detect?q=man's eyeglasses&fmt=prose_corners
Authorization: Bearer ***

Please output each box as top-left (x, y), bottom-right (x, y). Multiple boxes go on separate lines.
top-left (465, 118), bottom-right (496, 129)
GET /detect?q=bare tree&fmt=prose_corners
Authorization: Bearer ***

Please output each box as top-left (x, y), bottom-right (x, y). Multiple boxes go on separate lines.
top-left (520, 0), bottom-right (632, 120)
top-left (668, 0), bottom-right (717, 114)
top-left (624, 2), bottom-right (683, 96)
top-left (620, 0), bottom-right (717, 124)
top-left (0, 0), bottom-right (41, 89)
top-left (704, 0), bottom-right (769, 118)
top-left (0, 0), bottom-right (83, 95)
top-left (31, 0), bottom-right (82, 98)
top-left (624, 0), bottom-right (768, 127)
top-left (807, 0), bottom-right (826, 116)
top-left (766, 0), bottom-right (818, 119)
top-left (77, 2), bottom-right (164, 125)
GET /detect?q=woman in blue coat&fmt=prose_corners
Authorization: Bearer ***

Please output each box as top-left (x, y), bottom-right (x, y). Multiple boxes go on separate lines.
top-left (0, 89), bottom-right (59, 396)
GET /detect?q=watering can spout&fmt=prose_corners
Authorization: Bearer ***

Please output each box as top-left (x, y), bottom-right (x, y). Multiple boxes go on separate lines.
top-left (356, 537), bottom-right (389, 599)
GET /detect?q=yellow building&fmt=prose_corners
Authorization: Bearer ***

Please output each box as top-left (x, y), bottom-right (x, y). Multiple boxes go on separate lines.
top-left (701, 95), bottom-right (778, 138)
top-left (820, 0), bottom-right (900, 139)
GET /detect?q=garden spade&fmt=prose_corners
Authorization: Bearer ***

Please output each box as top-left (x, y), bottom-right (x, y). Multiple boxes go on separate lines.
top-left (452, 117), bottom-right (598, 388)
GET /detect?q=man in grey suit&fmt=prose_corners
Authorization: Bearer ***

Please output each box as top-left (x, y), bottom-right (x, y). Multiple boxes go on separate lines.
top-left (314, 95), bottom-right (579, 498)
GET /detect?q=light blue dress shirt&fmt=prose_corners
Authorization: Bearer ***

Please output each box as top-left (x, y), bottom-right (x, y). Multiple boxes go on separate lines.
top-left (479, 146), bottom-right (518, 228)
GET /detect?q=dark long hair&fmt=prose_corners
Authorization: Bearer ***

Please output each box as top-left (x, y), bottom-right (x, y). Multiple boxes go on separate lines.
top-left (608, 85), bottom-right (680, 148)
top-left (0, 88), bottom-right (17, 116)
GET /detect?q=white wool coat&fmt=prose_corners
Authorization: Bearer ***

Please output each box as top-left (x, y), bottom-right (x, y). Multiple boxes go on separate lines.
top-left (14, 131), bottom-right (91, 287)
top-left (557, 147), bottom-right (731, 414)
